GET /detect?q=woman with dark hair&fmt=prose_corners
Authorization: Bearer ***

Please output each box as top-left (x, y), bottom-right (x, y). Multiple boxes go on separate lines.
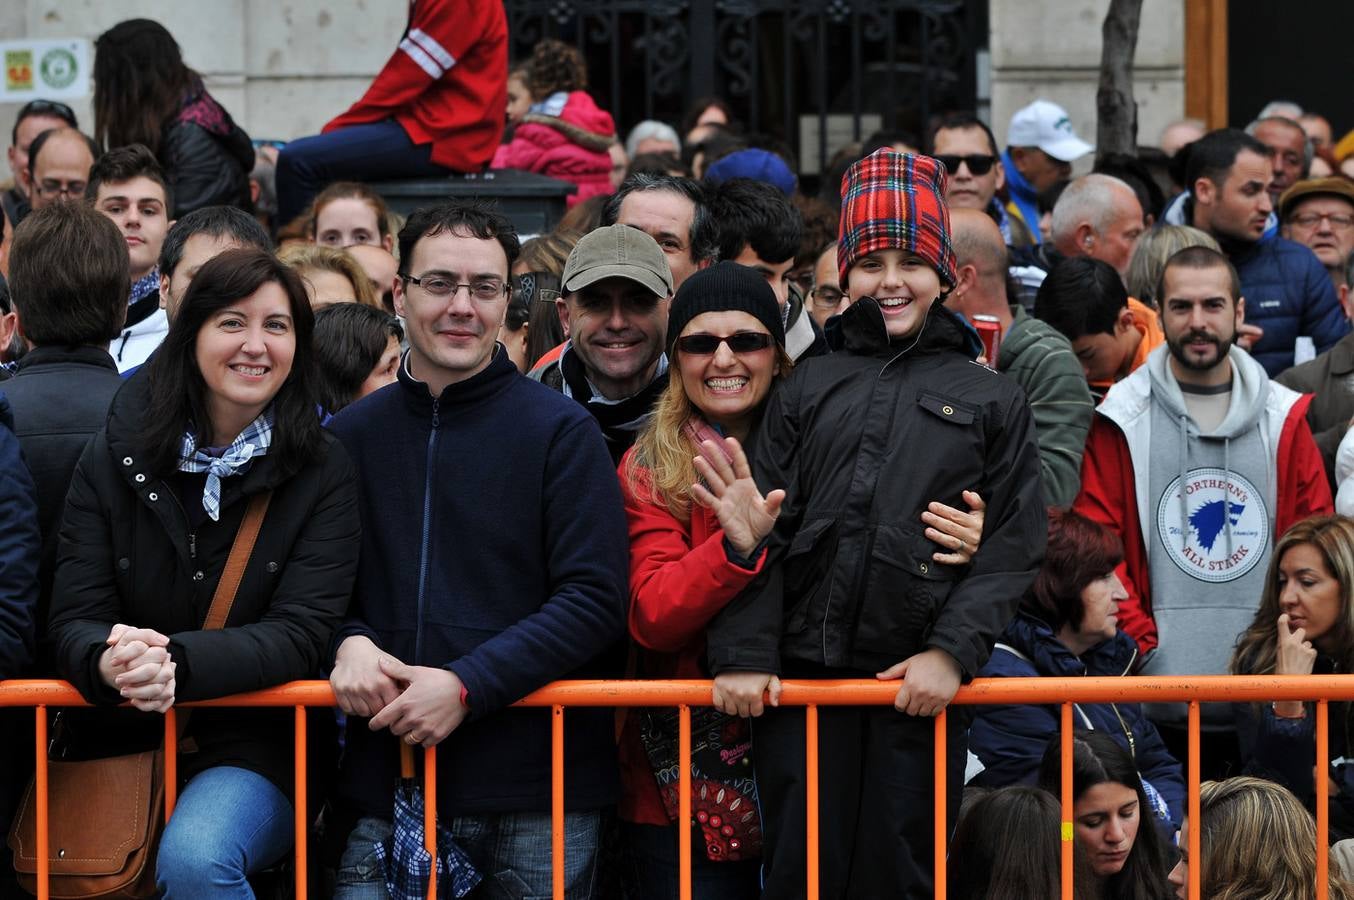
top-left (949, 786), bottom-right (1095, 900)
top-left (93, 19), bottom-right (253, 216)
top-left (47, 247), bottom-right (361, 898)
top-left (1231, 515), bottom-right (1354, 841)
top-left (969, 508), bottom-right (1186, 830)
top-left (1038, 731), bottom-right (1176, 900)
top-left (313, 302), bottom-right (404, 413)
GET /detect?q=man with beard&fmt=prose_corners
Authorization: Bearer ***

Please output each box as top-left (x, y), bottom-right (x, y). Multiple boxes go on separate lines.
top-left (1160, 128), bottom-right (1345, 375)
top-left (1073, 246), bottom-right (1330, 772)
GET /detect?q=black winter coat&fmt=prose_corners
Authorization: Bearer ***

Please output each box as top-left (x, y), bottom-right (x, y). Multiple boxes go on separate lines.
top-left (47, 373), bottom-right (360, 791)
top-left (707, 298), bottom-right (1047, 678)
top-left (3, 345), bottom-right (124, 641)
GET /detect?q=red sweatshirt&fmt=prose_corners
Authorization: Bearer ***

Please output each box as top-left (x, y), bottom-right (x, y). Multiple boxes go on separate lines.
top-left (324, 0), bottom-right (506, 172)
top-left (617, 451), bottom-right (764, 825)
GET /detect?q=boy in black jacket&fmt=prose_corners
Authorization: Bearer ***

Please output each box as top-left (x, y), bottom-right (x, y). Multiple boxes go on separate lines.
top-left (707, 149), bottom-right (1047, 898)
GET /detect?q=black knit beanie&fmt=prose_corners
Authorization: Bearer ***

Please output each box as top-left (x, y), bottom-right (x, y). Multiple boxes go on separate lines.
top-left (666, 261), bottom-right (786, 354)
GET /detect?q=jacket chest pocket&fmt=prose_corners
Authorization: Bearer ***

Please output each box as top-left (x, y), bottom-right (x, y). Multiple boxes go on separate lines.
top-left (781, 517), bottom-right (839, 635)
top-left (853, 525), bottom-right (958, 658)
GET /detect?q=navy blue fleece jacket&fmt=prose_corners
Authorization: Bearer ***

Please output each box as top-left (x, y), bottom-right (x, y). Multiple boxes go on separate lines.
top-left (327, 349), bottom-right (628, 816)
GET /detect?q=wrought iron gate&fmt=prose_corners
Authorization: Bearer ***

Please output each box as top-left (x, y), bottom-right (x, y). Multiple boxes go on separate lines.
top-left (505, 0), bottom-right (986, 178)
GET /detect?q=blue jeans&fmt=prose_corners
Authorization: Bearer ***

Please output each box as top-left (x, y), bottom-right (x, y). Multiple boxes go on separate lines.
top-left (334, 809), bottom-right (603, 899)
top-left (275, 120), bottom-right (451, 226)
top-left (156, 766), bottom-right (293, 899)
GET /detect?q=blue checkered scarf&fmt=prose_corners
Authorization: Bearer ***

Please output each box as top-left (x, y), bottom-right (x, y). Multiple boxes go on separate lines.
top-left (177, 409), bottom-right (274, 522)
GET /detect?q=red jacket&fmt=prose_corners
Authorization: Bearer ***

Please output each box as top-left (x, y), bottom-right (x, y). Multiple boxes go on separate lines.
top-left (492, 91), bottom-right (616, 207)
top-left (1073, 380), bottom-right (1330, 656)
top-left (616, 450), bottom-right (764, 825)
top-left (323, 0), bottom-right (506, 172)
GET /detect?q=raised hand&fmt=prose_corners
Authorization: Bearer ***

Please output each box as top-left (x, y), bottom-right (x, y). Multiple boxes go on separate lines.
top-left (691, 436), bottom-right (785, 558)
top-left (1275, 613), bottom-right (1317, 676)
top-left (922, 489), bottom-right (986, 565)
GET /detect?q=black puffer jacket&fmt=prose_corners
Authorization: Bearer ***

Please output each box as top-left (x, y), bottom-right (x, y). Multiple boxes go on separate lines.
top-left (47, 372), bottom-right (360, 791)
top-left (707, 298), bottom-right (1047, 678)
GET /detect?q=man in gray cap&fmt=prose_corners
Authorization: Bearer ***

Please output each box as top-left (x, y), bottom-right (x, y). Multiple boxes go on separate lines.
top-left (530, 223), bottom-right (675, 461)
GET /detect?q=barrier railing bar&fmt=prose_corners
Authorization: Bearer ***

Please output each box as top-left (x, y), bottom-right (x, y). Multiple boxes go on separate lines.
top-left (678, 705), bottom-right (691, 900)
top-left (1319, 700), bottom-right (1330, 899)
top-left (164, 707), bottom-right (178, 817)
top-left (13, 675), bottom-right (1354, 707)
top-left (933, 707), bottom-right (946, 900)
top-left (806, 703), bottom-right (819, 900)
top-left (294, 706), bottom-right (307, 900)
top-left (425, 743), bottom-right (437, 900)
top-left (1060, 702), bottom-right (1073, 900)
top-left (34, 706), bottom-right (47, 900)
top-left (552, 704), bottom-right (564, 900)
top-left (1187, 701), bottom-right (1200, 900)
top-left (9, 677), bottom-right (1351, 899)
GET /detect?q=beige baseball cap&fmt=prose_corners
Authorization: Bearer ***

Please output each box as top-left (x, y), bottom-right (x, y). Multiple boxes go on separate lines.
top-left (561, 224), bottom-right (673, 298)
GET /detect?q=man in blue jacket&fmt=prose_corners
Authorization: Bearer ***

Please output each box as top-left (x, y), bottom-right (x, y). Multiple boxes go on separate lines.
top-left (326, 201), bottom-right (628, 898)
top-left (1160, 128), bottom-right (1347, 375)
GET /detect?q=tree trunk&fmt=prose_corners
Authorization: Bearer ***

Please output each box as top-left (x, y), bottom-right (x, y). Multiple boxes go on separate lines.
top-left (1097, 0), bottom-right (1144, 160)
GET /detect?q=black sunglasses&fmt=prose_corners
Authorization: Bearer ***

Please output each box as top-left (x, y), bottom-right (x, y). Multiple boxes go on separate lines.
top-left (18, 99), bottom-right (76, 125)
top-left (934, 154), bottom-right (998, 176)
top-left (676, 331), bottom-right (774, 355)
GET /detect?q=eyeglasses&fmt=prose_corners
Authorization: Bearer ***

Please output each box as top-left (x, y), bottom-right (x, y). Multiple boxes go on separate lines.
top-left (809, 285), bottom-right (845, 308)
top-left (676, 331), bottom-right (775, 355)
top-left (934, 154), bottom-right (998, 176)
top-left (34, 179), bottom-right (85, 199)
top-left (401, 273), bottom-right (508, 300)
top-left (17, 99), bottom-right (76, 125)
top-left (1290, 212), bottom-right (1354, 230)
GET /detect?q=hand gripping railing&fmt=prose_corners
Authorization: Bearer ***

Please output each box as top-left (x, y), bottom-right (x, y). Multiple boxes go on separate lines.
top-left (0, 675), bottom-right (1346, 900)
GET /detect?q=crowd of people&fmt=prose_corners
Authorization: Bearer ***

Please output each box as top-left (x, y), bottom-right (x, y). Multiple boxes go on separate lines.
top-left (3, 4), bottom-right (1354, 899)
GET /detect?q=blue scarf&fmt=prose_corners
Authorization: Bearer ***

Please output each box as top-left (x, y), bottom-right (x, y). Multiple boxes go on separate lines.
top-left (177, 409), bottom-right (274, 521)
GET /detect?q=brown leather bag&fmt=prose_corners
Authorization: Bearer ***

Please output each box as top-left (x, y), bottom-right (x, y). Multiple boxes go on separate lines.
top-left (8, 492), bottom-right (271, 898)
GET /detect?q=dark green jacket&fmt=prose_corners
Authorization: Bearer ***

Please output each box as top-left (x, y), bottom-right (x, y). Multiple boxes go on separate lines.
top-left (997, 306), bottom-right (1094, 508)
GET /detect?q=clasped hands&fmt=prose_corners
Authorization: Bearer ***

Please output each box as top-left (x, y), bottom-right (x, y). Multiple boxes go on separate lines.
top-left (98, 624), bottom-right (177, 713)
top-left (330, 635), bottom-right (469, 748)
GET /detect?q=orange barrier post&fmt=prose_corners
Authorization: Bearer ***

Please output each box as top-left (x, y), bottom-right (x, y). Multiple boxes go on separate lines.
top-left (1187, 701), bottom-right (1200, 900)
top-left (552, 704), bottom-right (564, 900)
top-left (1060, 703), bottom-right (1073, 900)
top-left (294, 706), bottom-right (307, 900)
top-left (165, 707), bottom-right (178, 818)
top-left (678, 705), bottom-right (692, 900)
top-left (34, 706), bottom-right (47, 900)
top-left (1319, 700), bottom-right (1330, 899)
top-left (933, 708), bottom-right (946, 900)
top-left (425, 744), bottom-right (438, 900)
top-left (806, 703), bottom-right (819, 900)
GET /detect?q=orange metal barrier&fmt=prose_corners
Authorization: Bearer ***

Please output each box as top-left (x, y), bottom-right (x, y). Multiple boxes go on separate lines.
top-left (0, 675), bottom-right (1348, 900)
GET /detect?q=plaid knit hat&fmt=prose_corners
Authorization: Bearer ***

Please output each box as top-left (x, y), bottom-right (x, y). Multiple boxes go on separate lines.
top-left (837, 149), bottom-right (957, 290)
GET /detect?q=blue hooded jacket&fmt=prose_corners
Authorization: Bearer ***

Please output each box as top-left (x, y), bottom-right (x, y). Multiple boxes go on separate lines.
top-left (968, 612), bottom-right (1186, 828)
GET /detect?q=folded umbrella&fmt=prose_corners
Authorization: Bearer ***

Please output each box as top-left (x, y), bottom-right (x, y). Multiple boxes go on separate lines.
top-left (373, 742), bottom-right (482, 900)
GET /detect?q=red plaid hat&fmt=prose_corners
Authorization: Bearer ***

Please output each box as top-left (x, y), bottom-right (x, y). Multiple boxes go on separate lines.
top-left (837, 149), bottom-right (957, 290)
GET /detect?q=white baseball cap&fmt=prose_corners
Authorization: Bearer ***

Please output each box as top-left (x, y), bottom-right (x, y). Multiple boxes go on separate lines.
top-left (1007, 99), bottom-right (1094, 162)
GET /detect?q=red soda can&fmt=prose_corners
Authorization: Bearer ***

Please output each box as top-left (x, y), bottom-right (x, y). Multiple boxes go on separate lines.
top-left (971, 314), bottom-right (1001, 368)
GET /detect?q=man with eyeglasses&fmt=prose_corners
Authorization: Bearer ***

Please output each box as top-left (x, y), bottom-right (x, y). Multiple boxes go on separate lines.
top-left (1279, 178), bottom-right (1354, 292)
top-left (806, 239), bottom-right (846, 330)
top-left (326, 200), bottom-right (627, 899)
top-left (4, 99), bottom-right (78, 227)
top-left (24, 127), bottom-right (98, 213)
top-left (530, 223), bottom-right (675, 463)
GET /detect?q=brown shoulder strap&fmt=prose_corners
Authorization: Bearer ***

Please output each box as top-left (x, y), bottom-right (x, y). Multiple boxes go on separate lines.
top-left (202, 492), bottom-right (272, 631)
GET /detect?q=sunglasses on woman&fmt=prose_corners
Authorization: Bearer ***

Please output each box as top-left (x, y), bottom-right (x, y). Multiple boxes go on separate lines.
top-left (934, 154), bottom-right (998, 176)
top-left (675, 331), bottom-right (774, 355)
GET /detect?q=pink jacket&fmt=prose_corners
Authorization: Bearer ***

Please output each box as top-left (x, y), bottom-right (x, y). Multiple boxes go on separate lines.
top-left (492, 91), bottom-right (616, 206)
